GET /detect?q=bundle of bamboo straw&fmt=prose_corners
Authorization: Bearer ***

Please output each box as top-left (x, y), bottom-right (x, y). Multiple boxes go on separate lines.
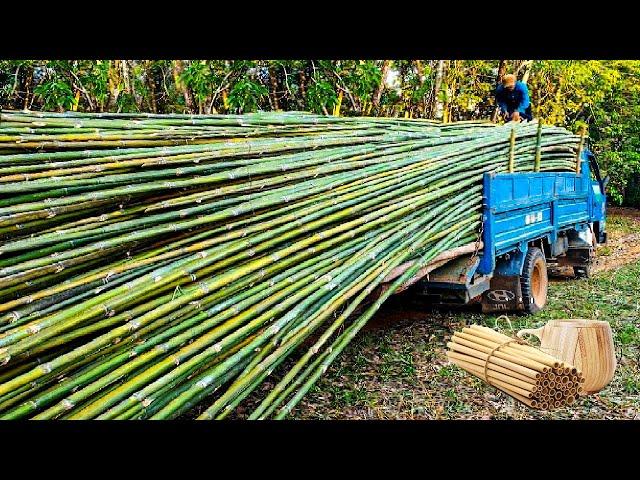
top-left (446, 325), bottom-right (586, 410)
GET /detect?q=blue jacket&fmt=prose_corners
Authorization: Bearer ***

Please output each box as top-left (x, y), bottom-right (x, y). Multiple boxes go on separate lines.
top-left (495, 81), bottom-right (531, 115)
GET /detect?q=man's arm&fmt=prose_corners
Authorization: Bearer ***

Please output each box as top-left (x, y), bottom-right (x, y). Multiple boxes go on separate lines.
top-left (515, 82), bottom-right (531, 114)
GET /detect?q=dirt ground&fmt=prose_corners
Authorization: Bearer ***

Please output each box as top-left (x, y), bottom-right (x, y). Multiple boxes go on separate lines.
top-left (284, 207), bottom-right (640, 420)
top-left (593, 207), bottom-right (640, 273)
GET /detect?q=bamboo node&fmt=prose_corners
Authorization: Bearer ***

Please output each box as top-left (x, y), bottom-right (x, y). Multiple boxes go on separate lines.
top-left (198, 282), bottom-right (210, 294)
top-left (28, 323), bottom-right (41, 334)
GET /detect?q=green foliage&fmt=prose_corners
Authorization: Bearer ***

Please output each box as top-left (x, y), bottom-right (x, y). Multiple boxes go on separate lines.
top-left (600, 152), bottom-right (640, 205)
top-left (227, 79), bottom-right (268, 113)
top-left (181, 61), bottom-right (214, 103)
top-left (81, 61), bottom-right (110, 109)
top-left (306, 80), bottom-right (337, 114)
top-left (34, 79), bottom-right (75, 111)
top-left (344, 61), bottom-right (382, 105)
top-left (617, 323), bottom-right (640, 346)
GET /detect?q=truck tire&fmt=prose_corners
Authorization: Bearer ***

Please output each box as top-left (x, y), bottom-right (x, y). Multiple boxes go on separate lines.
top-left (520, 247), bottom-right (548, 314)
top-left (573, 265), bottom-right (591, 279)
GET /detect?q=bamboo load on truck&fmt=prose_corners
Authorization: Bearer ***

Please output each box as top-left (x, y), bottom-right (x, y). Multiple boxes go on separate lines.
top-left (0, 110), bottom-right (606, 419)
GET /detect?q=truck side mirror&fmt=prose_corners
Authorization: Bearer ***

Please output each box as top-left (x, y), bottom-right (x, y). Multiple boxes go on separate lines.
top-left (603, 175), bottom-right (610, 191)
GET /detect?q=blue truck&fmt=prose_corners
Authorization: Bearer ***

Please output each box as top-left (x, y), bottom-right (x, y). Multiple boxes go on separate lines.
top-left (380, 145), bottom-right (608, 314)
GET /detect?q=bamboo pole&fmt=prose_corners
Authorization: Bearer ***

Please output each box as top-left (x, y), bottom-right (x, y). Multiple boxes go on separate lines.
top-left (508, 126), bottom-right (516, 173)
top-left (534, 120), bottom-right (543, 172)
top-left (575, 124), bottom-right (587, 174)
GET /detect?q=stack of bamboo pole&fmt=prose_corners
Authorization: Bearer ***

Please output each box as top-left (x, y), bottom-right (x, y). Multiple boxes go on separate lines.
top-left (0, 110), bottom-right (582, 419)
top-left (447, 325), bottom-right (586, 410)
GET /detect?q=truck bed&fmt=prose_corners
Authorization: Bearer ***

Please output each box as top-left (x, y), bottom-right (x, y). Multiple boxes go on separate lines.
top-left (371, 241), bottom-right (483, 299)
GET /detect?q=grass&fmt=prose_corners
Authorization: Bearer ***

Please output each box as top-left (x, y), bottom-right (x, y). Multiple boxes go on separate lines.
top-left (607, 215), bottom-right (639, 235)
top-left (285, 212), bottom-right (640, 420)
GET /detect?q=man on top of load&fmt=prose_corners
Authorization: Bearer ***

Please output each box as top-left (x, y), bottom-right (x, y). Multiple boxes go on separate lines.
top-left (494, 73), bottom-right (533, 123)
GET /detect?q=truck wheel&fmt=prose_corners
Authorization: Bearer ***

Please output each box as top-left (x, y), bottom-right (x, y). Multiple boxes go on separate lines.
top-left (573, 265), bottom-right (591, 279)
top-left (520, 247), bottom-right (548, 314)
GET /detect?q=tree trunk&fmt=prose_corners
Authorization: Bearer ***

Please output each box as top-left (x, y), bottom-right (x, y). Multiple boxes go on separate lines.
top-left (172, 60), bottom-right (195, 113)
top-left (22, 67), bottom-right (33, 110)
top-left (496, 59), bottom-right (507, 83)
top-left (145, 61), bottom-right (158, 113)
top-left (107, 60), bottom-right (122, 111)
top-left (371, 60), bottom-right (390, 111)
top-left (443, 60), bottom-right (457, 122)
top-left (122, 60), bottom-right (131, 96)
top-left (432, 60), bottom-right (445, 119)
top-left (518, 60), bottom-right (534, 83)
top-left (414, 60), bottom-right (427, 117)
top-left (298, 67), bottom-right (307, 110)
top-left (268, 66), bottom-right (279, 111)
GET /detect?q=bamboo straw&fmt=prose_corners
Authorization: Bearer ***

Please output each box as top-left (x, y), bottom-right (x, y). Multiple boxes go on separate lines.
top-left (446, 341), bottom-right (541, 379)
top-left (467, 326), bottom-right (560, 368)
top-left (454, 331), bottom-right (552, 371)
top-left (466, 326), bottom-right (561, 365)
top-left (449, 337), bottom-right (549, 374)
top-left (446, 350), bottom-right (537, 384)
top-left (450, 361), bottom-right (534, 398)
top-left (446, 354), bottom-right (537, 392)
